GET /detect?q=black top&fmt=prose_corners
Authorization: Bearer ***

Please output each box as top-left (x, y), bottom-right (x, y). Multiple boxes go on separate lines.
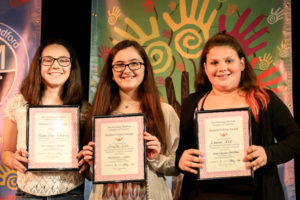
top-left (176, 89), bottom-right (300, 200)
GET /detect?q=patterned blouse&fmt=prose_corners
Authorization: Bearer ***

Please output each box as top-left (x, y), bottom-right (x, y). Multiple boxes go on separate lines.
top-left (4, 94), bottom-right (89, 196)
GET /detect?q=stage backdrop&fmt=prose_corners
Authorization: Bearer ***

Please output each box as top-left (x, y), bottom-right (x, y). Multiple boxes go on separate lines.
top-left (89, 0), bottom-right (294, 199)
top-left (0, 0), bottom-right (41, 199)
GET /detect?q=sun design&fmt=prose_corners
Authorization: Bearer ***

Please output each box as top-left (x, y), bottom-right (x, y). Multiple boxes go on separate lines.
top-left (0, 164), bottom-right (17, 190)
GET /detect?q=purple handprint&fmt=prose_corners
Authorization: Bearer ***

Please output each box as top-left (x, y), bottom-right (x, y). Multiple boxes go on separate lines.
top-left (219, 8), bottom-right (268, 57)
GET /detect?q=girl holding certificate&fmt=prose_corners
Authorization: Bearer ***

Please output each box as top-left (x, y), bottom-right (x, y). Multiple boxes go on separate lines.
top-left (176, 31), bottom-right (300, 200)
top-left (1, 39), bottom-right (89, 199)
top-left (78, 40), bottom-right (179, 200)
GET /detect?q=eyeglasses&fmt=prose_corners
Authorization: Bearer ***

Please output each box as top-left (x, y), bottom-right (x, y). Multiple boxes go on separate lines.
top-left (112, 62), bottom-right (144, 72)
top-left (40, 56), bottom-right (72, 67)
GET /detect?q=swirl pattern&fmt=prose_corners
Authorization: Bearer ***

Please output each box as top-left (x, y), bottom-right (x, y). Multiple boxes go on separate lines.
top-left (267, 14), bottom-right (277, 24)
top-left (145, 41), bottom-right (172, 74)
top-left (174, 29), bottom-right (204, 59)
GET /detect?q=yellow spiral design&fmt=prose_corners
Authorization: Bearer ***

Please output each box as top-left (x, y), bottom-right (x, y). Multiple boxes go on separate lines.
top-left (6, 173), bottom-right (17, 190)
top-left (145, 41), bottom-right (172, 74)
top-left (174, 28), bottom-right (204, 59)
top-left (259, 61), bottom-right (269, 70)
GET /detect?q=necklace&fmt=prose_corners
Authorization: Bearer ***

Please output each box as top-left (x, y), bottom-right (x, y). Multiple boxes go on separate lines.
top-left (124, 102), bottom-right (139, 109)
top-left (119, 101), bottom-right (141, 113)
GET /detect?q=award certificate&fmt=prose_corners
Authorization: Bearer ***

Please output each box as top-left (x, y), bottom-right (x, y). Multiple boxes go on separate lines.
top-left (196, 107), bottom-right (252, 180)
top-left (93, 113), bottom-right (146, 184)
top-left (26, 106), bottom-right (80, 171)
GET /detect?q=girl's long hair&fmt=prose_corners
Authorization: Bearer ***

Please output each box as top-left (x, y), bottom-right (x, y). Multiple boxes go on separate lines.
top-left (195, 32), bottom-right (269, 122)
top-left (85, 40), bottom-right (167, 153)
top-left (20, 38), bottom-right (84, 105)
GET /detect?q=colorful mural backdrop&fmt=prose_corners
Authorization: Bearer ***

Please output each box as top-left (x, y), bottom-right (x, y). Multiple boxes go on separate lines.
top-left (89, 0), bottom-right (294, 199)
top-left (0, 0), bottom-right (41, 199)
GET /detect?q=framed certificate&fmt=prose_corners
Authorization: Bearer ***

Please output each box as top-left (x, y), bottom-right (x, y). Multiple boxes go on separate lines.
top-left (196, 107), bottom-right (253, 180)
top-left (93, 113), bottom-right (146, 184)
top-left (26, 105), bottom-right (80, 171)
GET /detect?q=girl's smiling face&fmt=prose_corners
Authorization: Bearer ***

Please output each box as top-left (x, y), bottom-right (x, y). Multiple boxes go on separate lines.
top-left (204, 45), bottom-right (245, 93)
top-left (40, 44), bottom-right (71, 89)
top-left (112, 46), bottom-right (145, 95)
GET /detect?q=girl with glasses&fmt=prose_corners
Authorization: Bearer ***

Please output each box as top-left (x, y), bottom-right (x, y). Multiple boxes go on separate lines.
top-left (1, 38), bottom-right (90, 199)
top-left (78, 40), bottom-right (179, 200)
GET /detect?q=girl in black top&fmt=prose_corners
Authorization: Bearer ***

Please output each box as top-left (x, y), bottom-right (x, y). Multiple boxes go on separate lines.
top-left (176, 32), bottom-right (300, 200)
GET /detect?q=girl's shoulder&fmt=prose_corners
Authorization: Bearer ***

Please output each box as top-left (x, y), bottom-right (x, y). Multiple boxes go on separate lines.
top-left (182, 92), bottom-right (205, 108)
top-left (5, 94), bottom-right (27, 108)
top-left (160, 102), bottom-right (179, 118)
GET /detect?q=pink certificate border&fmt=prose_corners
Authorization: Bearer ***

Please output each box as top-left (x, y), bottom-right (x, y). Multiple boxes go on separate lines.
top-left (197, 109), bottom-right (251, 180)
top-left (27, 106), bottom-right (79, 170)
top-left (93, 114), bottom-right (145, 183)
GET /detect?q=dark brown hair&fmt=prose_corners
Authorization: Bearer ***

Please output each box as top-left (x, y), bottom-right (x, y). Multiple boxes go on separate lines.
top-left (195, 32), bottom-right (269, 121)
top-left (20, 38), bottom-right (84, 105)
top-left (85, 40), bottom-right (167, 153)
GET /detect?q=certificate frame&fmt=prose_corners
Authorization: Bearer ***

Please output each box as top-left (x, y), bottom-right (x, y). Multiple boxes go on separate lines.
top-left (196, 107), bottom-right (253, 180)
top-left (26, 105), bottom-right (80, 171)
top-left (93, 113), bottom-right (146, 184)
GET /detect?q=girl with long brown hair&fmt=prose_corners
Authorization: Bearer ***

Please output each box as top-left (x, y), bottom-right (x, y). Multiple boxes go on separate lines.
top-left (1, 38), bottom-right (89, 199)
top-left (78, 40), bottom-right (179, 200)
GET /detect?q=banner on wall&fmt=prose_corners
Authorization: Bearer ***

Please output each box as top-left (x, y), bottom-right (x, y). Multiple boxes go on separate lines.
top-left (89, 0), bottom-right (294, 199)
top-left (0, 0), bottom-right (41, 198)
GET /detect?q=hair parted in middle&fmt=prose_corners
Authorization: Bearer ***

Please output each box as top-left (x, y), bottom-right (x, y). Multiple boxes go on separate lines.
top-left (20, 38), bottom-right (84, 105)
top-left (85, 40), bottom-right (167, 153)
top-left (195, 31), bottom-right (269, 122)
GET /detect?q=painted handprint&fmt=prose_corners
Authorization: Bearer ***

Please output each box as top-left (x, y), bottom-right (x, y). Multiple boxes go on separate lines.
top-left (226, 4), bottom-right (238, 16)
top-left (107, 6), bottom-right (121, 26)
top-left (267, 7), bottom-right (284, 24)
top-left (251, 57), bottom-right (287, 94)
top-left (163, 0), bottom-right (217, 59)
top-left (9, 0), bottom-right (28, 7)
top-left (176, 61), bottom-right (184, 72)
top-left (258, 53), bottom-right (273, 70)
top-left (141, 0), bottom-right (155, 14)
top-left (162, 29), bottom-right (172, 39)
top-left (97, 45), bottom-right (110, 63)
top-left (277, 40), bottom-right (290, 58)
top-left (219, 8), bottom-right (268, 57)
top-left (168, 0), bottom-right (177, 11)
top-left (113, 16), bottom-right (172, 74)
top-left (113, 16), bottom-right (159, 44)
top-left (156, 76), bottom-right (166, 86)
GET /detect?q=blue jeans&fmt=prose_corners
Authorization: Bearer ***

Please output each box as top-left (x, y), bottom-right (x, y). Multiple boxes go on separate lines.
top-left (16, 185), bottom-right (84, 200)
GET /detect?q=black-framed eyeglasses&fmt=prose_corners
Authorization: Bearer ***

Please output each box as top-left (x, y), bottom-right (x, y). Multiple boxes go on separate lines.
top-left (112, 62), bottom-right (144, 72)
top-left (40, 56), bottom-right (72, 67)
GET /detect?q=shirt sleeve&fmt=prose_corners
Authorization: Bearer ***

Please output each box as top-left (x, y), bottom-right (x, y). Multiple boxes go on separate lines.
top-left (4, 95), bottom-right (20, 122)
top-left (147, 103), bottom-right (180, 176)
top-left (264, 90), bottom-right (300, 164)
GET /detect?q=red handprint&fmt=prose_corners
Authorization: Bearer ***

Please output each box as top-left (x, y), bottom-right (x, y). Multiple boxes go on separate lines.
top-left (250, 57), bottom-right (287, 94)
top-left (141, 0), bottom-right (155, 13)
top-left (219, 8), bottom-right (268, 57)
top-left (97, 45), bottom-right (110, 63)
top-left (9, 0), bottom-right (28, 7)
